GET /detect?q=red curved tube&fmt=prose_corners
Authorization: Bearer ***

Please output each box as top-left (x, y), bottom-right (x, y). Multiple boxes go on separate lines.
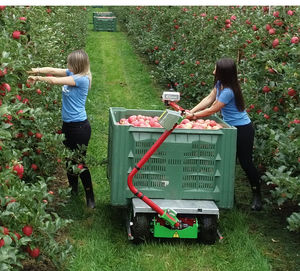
top-left (168, 101), bottom-right (185, 112)
top-left (127, 127), bottom-right (179, 227)
top-left (127, 102), bottom-right (185, 228)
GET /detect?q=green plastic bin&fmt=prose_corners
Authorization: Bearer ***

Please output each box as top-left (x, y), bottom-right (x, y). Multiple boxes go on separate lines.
top-left (108, 107), bottom-right (237, 209)
top-left (93, 16), bottom-right (117, 32)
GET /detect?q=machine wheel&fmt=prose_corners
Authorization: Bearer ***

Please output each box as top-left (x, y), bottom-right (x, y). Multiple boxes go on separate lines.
top-left (131, 213), bottom-right (151, 244)
top-left (198, 215), bottom-right (218, 245)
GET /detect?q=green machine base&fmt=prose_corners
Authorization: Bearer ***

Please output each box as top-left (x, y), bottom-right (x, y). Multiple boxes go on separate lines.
top-left (153, 217), bottom-right (199, 239)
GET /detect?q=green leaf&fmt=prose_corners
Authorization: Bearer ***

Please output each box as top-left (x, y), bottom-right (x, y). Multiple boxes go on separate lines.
top-left (0, 130), bottom-right (11, 139)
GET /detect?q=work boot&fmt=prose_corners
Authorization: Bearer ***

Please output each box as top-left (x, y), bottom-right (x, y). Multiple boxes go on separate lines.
top-left (80, 168), bottom-right (95, 208)
top-left (84, 187), bottom-right (95, 209)
top-left (251, 187), bottom-right (262, 211)
top-left (67, 173), bottom-right (79, 196)
top-left (85, 188), bottom-right (95, 209)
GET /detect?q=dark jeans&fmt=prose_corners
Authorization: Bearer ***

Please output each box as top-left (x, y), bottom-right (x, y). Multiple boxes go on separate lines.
top-left (235, 122), bottom-right (261, 190)
top-left (62, 119), bottom-right (92, 191)
top-left (62, 119), bottom-right (91, 152)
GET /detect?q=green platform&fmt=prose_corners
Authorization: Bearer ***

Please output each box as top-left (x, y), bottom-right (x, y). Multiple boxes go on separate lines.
top-left (108, 107), bottom-right (237, 209)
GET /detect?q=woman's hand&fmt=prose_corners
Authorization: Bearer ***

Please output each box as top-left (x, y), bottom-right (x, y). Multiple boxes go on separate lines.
top-left (27, 76), bottom-right (39, 84)
top-left (185, 111), bottom-right (196, 120)
top-left (27, 68), bottom-right (40, 75)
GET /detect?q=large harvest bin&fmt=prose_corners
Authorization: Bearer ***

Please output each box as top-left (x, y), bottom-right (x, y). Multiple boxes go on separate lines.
top-left (93, 16), bottom-right (117, 32)
top-left (108, 107), bottom-right (237, 209)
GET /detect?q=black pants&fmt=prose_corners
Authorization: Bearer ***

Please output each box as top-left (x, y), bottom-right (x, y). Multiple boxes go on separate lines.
top-left (235, 122), bottom-right (261, 190)
top-left (62, 119), bottom-right (92, 191)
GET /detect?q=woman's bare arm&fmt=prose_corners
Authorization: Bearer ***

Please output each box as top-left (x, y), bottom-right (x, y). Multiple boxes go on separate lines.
top-left (190, 88), bottom-right (217, 113)
top-left (28, 75), bottom-right (75, 86)
top-left (27, 67), bottom-right (67, 77)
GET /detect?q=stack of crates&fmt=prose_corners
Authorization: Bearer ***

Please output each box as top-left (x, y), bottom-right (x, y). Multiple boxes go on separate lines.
top-left (93, 12), bottom-right (117, 32)
top-left (107, 107), bottom-right (237, 210)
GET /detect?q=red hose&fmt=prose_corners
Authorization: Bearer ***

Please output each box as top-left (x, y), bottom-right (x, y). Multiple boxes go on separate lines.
top-left (127, 102), bottom-right (185, 228)
top-left (168, 101), bottom-right (185, 112)
top-left (127, 126), bottom-right (179, 227)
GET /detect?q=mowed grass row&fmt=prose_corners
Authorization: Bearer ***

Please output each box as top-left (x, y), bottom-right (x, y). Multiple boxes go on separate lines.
top-left (61, 9), bottom-right (298, 271)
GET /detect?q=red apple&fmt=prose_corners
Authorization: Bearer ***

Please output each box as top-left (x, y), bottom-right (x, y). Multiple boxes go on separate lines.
top-left (196, 119), bottom-right (205, 124)
top-left (0, 83), bottom-right (11, 92)
top-left (28, 247), bottom-right (40, 258)
top-left (35, 132), bottom-right (43, 139)
top-left (262, 86), bottom-right (271, 93)
top-left (181, 119), bottom-right (190, 124)
top-left (119, 118), bottom-right (127, 124)
top-left (265, 24), bottom-right (271, 31)
top-left (132, 120), bottom-right (140, 127)
top-left (274, 19), bottom-right (283, 26)
top-left (288, 88), bottom-right (296, 97)
top-left (272, 38), bottom-right (279, 48)
top-left (209, 120), bottom-right (217, 127)
top-left (268, 68), bottom-right (275, 73)
top-left (22, 225), bottom-right (33, 236)
top-left (13, 164), bottom-right (24, 179)
top-left (268, 28), bottom-right (276, 35)
top-left (0, 68), bottom-right (7, 77)
top-left (31, 164), bottom-right (38, 171)
top-left (12, 31), bottom-right (21, 39)
top-left (128, 115), bottom-right (137, 123)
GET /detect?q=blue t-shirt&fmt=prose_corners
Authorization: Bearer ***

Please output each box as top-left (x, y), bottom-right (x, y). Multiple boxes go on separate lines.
top-left (62, 70), bottom-right (90, 122)
top-left (216, 82), bottom-right (250, 126)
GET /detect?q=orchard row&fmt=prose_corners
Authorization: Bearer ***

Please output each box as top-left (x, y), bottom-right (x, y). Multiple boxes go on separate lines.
top-left (0, 6), bottom-right (88, 270)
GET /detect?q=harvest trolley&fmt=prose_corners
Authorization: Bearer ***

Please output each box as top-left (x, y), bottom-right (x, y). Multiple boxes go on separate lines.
top-left (107, 92), bottom-right (237, 244)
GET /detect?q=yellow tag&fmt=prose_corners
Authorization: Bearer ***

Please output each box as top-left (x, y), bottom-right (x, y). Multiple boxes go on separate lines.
top-left (173, 232), bottom-right (179, 238)
top-left (158, 110), bottom-right (167, 121)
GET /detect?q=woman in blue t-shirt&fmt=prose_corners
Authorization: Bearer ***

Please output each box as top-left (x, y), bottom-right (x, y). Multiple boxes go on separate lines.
top-left (186, 58), bottom-right (262, 211)
top-left (27, 50), bottom-right (95, 209)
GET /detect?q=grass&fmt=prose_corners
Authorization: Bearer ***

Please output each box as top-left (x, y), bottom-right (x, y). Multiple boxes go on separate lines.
top-left (60, 8), bottom-right (300, 271)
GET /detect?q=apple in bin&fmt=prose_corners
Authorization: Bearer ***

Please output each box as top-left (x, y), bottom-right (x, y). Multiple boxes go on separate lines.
top-left (117, 115), bottom-right (223, 130)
